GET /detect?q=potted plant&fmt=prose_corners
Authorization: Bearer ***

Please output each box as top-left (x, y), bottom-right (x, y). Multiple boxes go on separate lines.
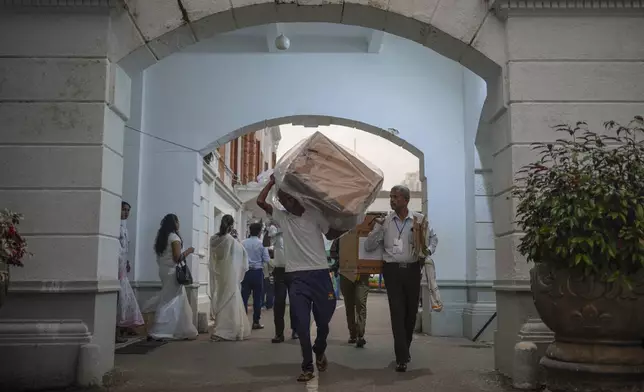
top-left (514, 116), bottom-right (644, 391)
top-left (0, 209), bottom-right (29, 308)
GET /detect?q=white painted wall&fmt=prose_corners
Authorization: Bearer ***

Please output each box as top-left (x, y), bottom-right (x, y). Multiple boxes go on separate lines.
top-left (463, 70), bottom-right (493, 282)
top-left (136, 32), bottom-right (487, 285)
top-left (122, 74), bottom-right (144, 282)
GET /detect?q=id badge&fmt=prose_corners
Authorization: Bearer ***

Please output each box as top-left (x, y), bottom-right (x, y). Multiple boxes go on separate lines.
top-left (393, 238), bottom-right (403, 254)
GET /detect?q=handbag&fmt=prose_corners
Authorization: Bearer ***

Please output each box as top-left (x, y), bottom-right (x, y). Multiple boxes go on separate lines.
top-left (175, 255), bottom-right (193, 286)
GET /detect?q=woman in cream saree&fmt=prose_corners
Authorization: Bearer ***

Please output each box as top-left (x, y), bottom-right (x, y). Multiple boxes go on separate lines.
top-left (209, 215), bottom-right (251, 341)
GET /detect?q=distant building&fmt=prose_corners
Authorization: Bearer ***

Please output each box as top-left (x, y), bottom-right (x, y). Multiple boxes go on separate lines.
top-left (401, 171), bottom-right (422, 192)
top-left (199, 126), bottom-right (281, 313)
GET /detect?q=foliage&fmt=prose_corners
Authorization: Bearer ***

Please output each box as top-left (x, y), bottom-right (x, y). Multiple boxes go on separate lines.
top-left (513, 116), bottom-right (644, 285)
top-left (0, 209), bottom-right (30, 267)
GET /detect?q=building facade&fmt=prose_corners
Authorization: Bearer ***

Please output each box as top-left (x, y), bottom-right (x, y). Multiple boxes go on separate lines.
top-left (401, 171), bottom-right (422, 192)
top-left (196, 126), bottom-right (281, 314)
top-left (0, 1), bottom-right (643, 390)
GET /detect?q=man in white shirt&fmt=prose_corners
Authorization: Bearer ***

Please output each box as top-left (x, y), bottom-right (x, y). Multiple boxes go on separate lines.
top-left (257, 174), bottom-right (346, 382)
top-left (364, 185), bottom-right (438, 373)
top-left (267, 223), bottom-right (298, 343)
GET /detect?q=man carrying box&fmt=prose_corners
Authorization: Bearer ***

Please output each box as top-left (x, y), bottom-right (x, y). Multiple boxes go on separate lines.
top-left (364, 185), bottom-right (438, 373)
top-left (330, 238), bottom-right (370, 348)
top-left (257, 174), bottom-right (346, 383)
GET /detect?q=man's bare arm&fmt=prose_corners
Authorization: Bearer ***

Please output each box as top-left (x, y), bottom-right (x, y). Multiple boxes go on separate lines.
top-left (256, 175), bottom-right (275, 215)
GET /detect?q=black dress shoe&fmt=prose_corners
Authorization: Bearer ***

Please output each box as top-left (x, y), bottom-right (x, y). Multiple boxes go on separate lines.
top-left (348, 337), bottom-right (357, 344)
top-left (395, 363), bottom-right (407, 372)
top-left (252, 323), bottom-right (264, 330)
top-left (291, 331), bottom-right (299, 340)
top-left (356, 337), bottom-right (366, 348)
top-left (271, 335), bottom-right (285, 343)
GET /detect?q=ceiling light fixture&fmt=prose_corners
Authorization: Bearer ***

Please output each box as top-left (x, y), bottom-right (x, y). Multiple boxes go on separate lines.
top-left (275, 34), bottom-right (290, 51)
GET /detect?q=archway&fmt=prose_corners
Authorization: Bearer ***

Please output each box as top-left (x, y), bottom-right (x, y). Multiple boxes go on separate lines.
top-left (115, 1), bottom-right (504, 82)
top-left (119, 9), bottom-right (500, 375)
top-left (0, 3), bottom-right (506, 388)
top-left (191, 115), bottom-right (429, 326)
top-left (129, 26), bottom-right (491, 337)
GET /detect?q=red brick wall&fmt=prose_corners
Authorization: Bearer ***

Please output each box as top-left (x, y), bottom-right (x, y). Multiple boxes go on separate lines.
top-left (217, 146), bottom-right (225, 180)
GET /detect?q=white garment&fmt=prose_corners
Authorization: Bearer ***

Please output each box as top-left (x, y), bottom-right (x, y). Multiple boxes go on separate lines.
top-left (271, 208), bottom-right (329, 273)
top-left (364, 211), bottom-right (438, 263)
top-left (145, 232), bottom-right (198, 340)
top-left (267, 224), bottom-right (286, 268)
top-left (209, 233), bottom-right (251, 341)
top-left (117, 220), bottom-right (144, 327)
top-left (421, 259), bottom-right (443, 312)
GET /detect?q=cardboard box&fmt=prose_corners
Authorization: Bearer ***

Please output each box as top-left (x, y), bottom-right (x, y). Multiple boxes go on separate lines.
top-left (274, 131), bottom-right (384, 231)
top-left (339, 213), bottom-right (384, 275)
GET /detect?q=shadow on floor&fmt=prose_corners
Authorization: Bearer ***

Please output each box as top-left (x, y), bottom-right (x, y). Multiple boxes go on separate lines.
top-left (241, 360), bottom-right (433, 385)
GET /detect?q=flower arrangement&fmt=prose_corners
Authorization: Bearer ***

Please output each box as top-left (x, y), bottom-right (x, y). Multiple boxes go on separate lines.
top-left (513, 116), bottom-right (644, 286)
top-left (0, 209), bottom-right (30, 267)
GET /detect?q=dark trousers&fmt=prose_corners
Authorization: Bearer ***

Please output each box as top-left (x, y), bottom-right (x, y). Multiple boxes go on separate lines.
top-left (382, 262), bottom-right (421, 364)
top-left (241, 269), bottom-right (264, 324)
top-left (263, 276), bottom-right (275, 309)
top-left (340, 274), bottom-right (370, 339)
top-left (288, 269), bottom-right (337, 372)
top-left (273, 267), bottom-right (295, 337)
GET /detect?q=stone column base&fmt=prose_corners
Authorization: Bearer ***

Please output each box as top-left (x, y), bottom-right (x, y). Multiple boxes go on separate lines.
top-left (463, 302), bottom-right (497, 342)
top-left (421, 281), bottom-right (468, 337)
top-left (0, 319), bottom-right (91, 391)
top-left (518, 318), bottom-right (554, 357)
top-left (494, 285), bottom-right (541, 377)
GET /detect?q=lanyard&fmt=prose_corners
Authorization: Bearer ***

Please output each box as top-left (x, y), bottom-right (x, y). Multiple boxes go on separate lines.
top-left (394, 218), bottom-right (408, 239)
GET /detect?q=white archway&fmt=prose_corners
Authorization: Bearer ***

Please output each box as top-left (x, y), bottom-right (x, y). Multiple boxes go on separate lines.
top-left (129, 31), bottom-right (491, 337)
top-left (0, 3), bottom-right (505, 388)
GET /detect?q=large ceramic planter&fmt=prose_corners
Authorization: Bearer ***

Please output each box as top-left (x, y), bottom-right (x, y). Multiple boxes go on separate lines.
top-left (530, 263), bottom-right (644, 392)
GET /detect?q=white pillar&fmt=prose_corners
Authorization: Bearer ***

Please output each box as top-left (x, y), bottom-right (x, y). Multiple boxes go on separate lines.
top-left (0, 4), bottom-right (130, 389)
top-left (492, 6), bottom-right (644, 377)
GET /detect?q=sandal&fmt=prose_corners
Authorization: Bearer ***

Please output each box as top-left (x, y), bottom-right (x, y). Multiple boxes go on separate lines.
top-left (315, 353), bottom-right (328, 372)
top-left (297, 371), bottom-right (315, 382)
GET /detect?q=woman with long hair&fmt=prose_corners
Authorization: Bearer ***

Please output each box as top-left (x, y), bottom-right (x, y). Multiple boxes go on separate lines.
top-left (208, 214), bottom-right (251, 341)
top-left (145, 214), bottom-right (198, 341)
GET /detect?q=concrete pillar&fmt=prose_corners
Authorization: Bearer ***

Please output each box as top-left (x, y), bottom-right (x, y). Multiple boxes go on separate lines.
top-left (463, 70), bottom-right (497, 342)
top-left (491, 6), bottom-right (644, 378)
top-left (0, 4), bottom-right (130, 389)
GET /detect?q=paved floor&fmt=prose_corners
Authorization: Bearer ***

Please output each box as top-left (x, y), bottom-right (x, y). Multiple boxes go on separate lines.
top-left (106, 293), bottom-right (511, 392)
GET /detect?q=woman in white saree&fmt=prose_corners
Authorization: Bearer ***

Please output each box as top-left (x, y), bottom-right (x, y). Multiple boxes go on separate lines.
top-left (145, 214), bottom-right (199, 341)
top-left (209, 215), bottom-right (251, 342)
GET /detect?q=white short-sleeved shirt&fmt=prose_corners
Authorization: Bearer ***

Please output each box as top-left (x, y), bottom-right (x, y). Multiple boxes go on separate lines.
top-left (268, 225), bottom-right (286, 268)
top-left (271, 208), bottom-right (330, 273)
top-left (157, 232), bottom-right (182, 268)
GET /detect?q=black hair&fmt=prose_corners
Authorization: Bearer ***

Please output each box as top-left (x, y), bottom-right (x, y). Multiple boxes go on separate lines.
top-left (121, 201), bottom-right (131, 209)
top-left (154, 214), bottom-right (181, 256)
top-left (249, 222), bottom-right (263, 237)
top-left (218, 214), bottom-right (235, 236)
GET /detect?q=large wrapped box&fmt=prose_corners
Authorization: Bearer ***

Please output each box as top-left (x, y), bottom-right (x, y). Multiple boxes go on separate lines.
top-left (274, 131), bottom-right (384, 231)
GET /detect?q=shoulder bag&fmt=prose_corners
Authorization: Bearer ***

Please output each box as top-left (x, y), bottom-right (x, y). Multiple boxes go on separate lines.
top-left (176, 255), bottom-right (193, 286)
